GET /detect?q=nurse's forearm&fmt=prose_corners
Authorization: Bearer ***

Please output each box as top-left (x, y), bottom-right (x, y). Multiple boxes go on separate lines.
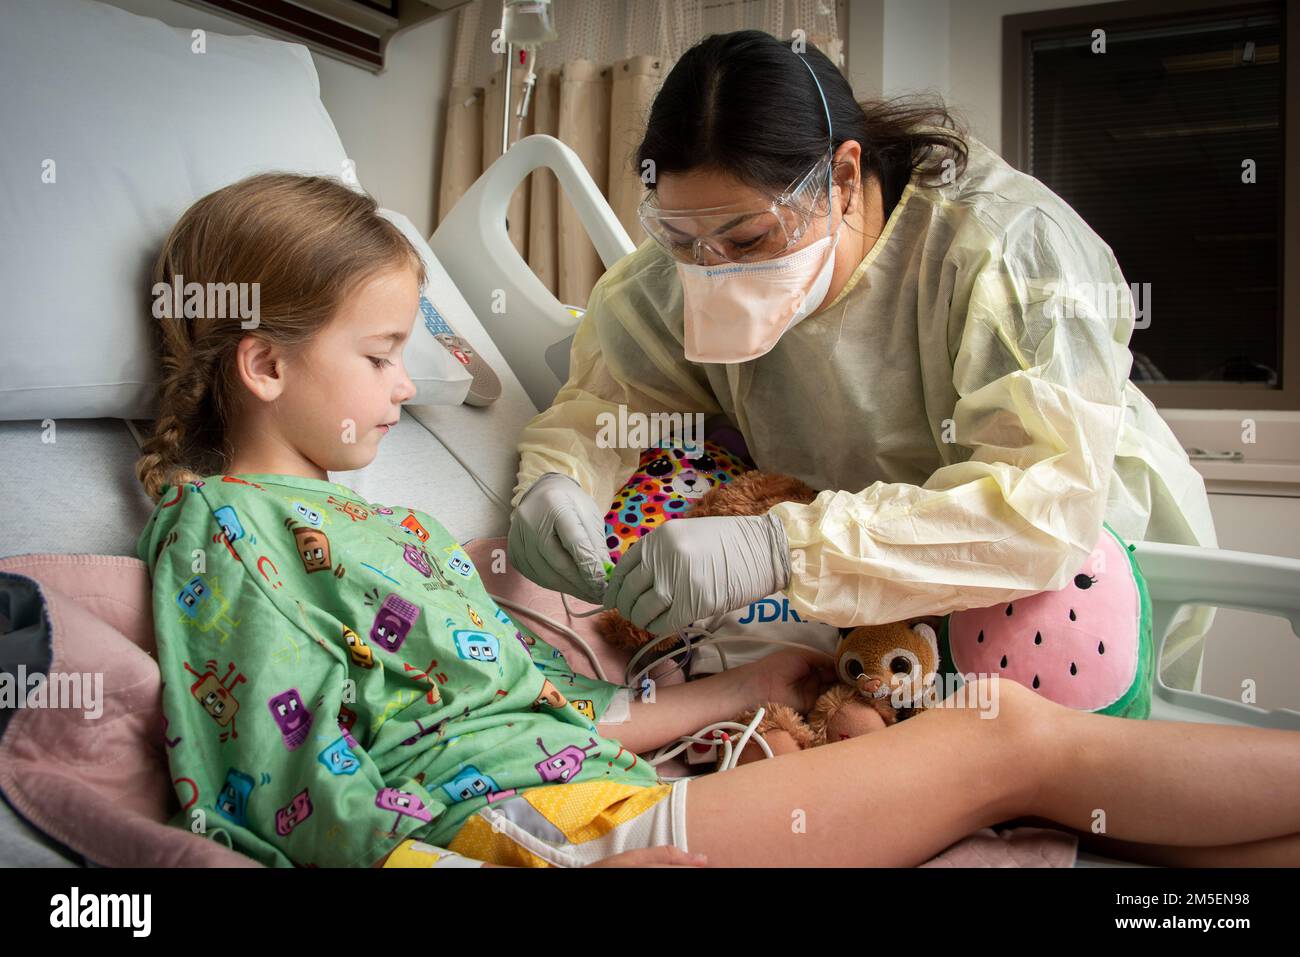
top-left (595, 666), bottom-right (761, 754)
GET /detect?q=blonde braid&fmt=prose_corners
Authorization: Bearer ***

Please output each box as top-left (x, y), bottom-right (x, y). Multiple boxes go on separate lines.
top-left (136, 338), bottom-right (218, 503)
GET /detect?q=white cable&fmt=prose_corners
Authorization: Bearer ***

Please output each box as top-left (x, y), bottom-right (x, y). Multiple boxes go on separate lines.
top-left (724, 706), bottom-right (766, 772)
top-left (629, 636), bottom-right (696, 688)
top-left (625, 632), bottom-right (836, 688)
top-left (407, 413), bottom-right (513, 516)
top-left (122, 418), bottom-right (147, 451)
top-left (487, 594), bottom-right (774, 773)
top-left (648, 724), bottom-right (745, 764)
top-left (623, 627), bottom-right (686, 686)
top-left (647, 714), bottom-right (774, 769)
top-left (487, 592), bottom-right (610, 684)
top-left (487, 598), bottom-right (827, 778)
top-left (560, 593), bottom-right (604, 619)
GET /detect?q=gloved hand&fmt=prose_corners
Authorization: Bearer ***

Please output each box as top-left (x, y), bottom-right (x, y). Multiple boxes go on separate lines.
top-left (508, 472), bottom-right (611, 604)
top-left (602, 513), bottom-right (792, 637)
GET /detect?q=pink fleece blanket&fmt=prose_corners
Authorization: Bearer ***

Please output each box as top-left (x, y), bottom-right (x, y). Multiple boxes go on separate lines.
top-left (0, 545), bottom-right (1076, 868)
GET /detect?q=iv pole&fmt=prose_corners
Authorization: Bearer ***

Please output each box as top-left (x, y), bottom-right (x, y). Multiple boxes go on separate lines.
top-left (499, 0), bottom-right (556, 158)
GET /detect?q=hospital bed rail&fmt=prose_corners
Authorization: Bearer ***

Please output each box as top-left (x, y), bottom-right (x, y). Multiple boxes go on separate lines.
top-left (429, 134), bottom-right (637, 413)
top-left (1134, 540), bottom-right (1300, 729)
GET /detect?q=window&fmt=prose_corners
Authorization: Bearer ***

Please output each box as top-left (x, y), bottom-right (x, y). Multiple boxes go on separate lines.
top-left (1004, 0), bottom-right (1297, 409)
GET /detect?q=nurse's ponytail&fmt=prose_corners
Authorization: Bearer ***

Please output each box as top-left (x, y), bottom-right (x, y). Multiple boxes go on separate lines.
top-left (636, 30), bottom-right (968, 215)
top-left (850, 94), bottom-right (970, 189)
top-left (135, 173), bottom-right (426, 503)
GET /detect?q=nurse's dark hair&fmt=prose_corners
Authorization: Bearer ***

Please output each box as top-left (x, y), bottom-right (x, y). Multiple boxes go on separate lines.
top-left (635, 29), bottom-right (968, 214)
top-left (134, 172), bottom-right (426, 504)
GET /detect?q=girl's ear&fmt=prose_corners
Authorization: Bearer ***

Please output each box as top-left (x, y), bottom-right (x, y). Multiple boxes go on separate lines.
top-left (235, 334), bottom-right (287, 402)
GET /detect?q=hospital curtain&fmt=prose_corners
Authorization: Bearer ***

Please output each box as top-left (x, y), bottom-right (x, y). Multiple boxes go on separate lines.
top-left (436, 0), bottom-right (843, 309)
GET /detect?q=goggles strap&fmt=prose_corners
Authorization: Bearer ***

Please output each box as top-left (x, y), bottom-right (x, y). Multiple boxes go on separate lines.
top-left (796, 53), bottom-right (834, 240)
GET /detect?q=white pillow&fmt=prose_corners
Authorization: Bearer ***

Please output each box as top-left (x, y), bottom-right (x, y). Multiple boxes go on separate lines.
top-left (0, 0), bottom-right (469, 420)
top-left (378, 209), bottom-right (474, 405)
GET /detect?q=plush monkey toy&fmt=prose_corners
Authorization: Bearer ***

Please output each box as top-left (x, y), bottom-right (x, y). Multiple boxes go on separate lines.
top-left (724, 619), bottom-right (941, 768)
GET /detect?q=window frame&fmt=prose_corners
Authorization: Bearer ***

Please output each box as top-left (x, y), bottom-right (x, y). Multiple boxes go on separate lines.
top-left (1002, 0), bottom-right (1298, 411)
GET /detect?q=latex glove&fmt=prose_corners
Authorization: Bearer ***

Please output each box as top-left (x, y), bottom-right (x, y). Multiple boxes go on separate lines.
top-left (602, 513), bottom-right (792, 637)
top-left (507, 472), bottom-right (611, 604)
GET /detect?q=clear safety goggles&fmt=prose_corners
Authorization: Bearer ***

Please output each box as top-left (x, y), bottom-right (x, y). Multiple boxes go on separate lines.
top-left (638, 152), bottom-right (835, 265)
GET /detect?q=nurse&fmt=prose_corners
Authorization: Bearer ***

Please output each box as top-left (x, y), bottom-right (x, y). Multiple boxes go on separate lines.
top-left (507, 30), bottom-right (1218, 691)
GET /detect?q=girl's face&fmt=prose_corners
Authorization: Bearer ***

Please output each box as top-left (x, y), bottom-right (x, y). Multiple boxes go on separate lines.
top-left (273, 265), bottom-right (420, 474)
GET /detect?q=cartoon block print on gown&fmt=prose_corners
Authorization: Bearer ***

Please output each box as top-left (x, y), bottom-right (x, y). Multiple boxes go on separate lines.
top-left (137, 473), bottom-right (664, 867)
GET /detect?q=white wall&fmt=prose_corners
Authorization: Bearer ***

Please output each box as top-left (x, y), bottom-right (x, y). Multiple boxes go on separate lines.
top-left (847, 0), bottom-right (1113, 150)
top-left (97, 0), bottom-right (457, 236)
top-left (846, 0), bottom-right (884, 97)
top-left (101, 0), bottom-right (1122, 232)
top-left (946, 0), bottom-right (1113, 152)
top-left (882, 0), bottom-right (948, 101)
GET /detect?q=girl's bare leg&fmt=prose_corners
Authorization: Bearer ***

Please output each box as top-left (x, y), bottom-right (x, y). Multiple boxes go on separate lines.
top-left (1035, 705), bottom-right (1300, 846)
top-left (999, 817), bottom-right (1300, 867)
top-left (683, 676), bottom-right (1300, 867)
top-left (683, 676), bottom-right (1048, 867)
top-left (997, 703), bottom-right (1300, 865)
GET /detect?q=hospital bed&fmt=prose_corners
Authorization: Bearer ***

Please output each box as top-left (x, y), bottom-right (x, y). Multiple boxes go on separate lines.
top-left (1, 0), bottom-right (1298, 869)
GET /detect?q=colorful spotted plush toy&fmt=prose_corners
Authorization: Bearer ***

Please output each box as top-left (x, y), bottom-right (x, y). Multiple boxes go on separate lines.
top-left (603, 441), bottom-right (750, 564)
top-left (939, 523), bottom-right (1154, 718)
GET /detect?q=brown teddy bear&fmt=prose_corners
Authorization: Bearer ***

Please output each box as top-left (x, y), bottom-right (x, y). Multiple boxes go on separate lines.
top-left (594, 469), bottom-right (942, 769)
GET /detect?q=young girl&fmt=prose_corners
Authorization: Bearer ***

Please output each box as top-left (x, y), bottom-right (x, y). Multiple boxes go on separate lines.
top-left (136, 173), bottom-right (1300, 869)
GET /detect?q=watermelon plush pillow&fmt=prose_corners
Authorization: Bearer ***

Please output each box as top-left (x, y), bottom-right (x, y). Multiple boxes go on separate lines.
top-left (939, 524), bottom-right (1153, 718)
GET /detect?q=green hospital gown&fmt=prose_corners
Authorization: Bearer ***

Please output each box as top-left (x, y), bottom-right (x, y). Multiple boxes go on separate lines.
top-left (136, 473), bottom-right (662, 867)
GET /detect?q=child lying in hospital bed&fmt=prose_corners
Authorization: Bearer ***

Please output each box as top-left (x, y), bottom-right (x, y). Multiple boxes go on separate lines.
top-left (134, 173), bottom-right (1300, 868)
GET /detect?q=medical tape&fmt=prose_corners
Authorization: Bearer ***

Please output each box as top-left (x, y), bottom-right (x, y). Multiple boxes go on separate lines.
top-left (600, 686), bottom-right (634, 724)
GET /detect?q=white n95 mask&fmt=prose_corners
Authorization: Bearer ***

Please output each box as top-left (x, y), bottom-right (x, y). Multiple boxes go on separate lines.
top-left (678, 227), bottom-right (841, 364)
